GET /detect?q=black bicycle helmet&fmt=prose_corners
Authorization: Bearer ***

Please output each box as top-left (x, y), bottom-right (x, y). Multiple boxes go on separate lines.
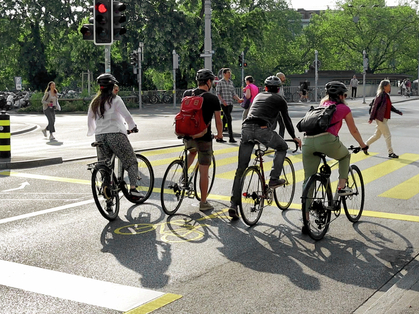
top-left (196, 69), bottom-right (215, 81)
top-left (264, 76), bottom-right (281, 87)
top-left (97, 73), bottom-right (118, 87)
top-left (325, 81), bottom-right (347, 95)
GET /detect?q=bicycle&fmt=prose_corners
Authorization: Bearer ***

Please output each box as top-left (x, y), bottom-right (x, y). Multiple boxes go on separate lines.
top-left (87, 132), bottom-right (155, 221)
top-left (160, 137), bottom-right (216, 215)
top-left (301, 145), bottom-right (365, 241)
top-left (239, 139), bottom-right (298, 226)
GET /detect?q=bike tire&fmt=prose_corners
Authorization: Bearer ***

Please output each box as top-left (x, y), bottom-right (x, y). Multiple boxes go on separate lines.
top-left (161, 160), bottom-right (185, 215)
top-left (150, 95), bottom-right (158, 104)
top-left (301, 174), bottom-right (332, 241)
top-left (274, 157), bottom-right (296, 210)
top-left (91, 166), bottom-right (120, 221)
top-left (163, 95), bottom-right (172, 104)
top-left (342, 164), bottom-right (365, 223)
top-left (239, 166), bottom-right (264, 226)
top-left (194, 154), bottom-right (216, 201)
top-left (121, 154), bottom-right (155, 204)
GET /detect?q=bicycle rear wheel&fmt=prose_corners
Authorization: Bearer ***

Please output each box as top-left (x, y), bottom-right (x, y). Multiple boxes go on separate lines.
top-left (342, 164), bottom-right (365, 222)
top-left (161, 160), bottom-right (185, 215)
top-left (194, 155), bottom-right (216, 201)
top-left (239, 166), bottom-right (264, 226)
top-left (91, 166), bottom-right (120, 221)
top-left (121, 154), bottom-right (155, 204)
top-left (274, 157), bottom-right (295, 210)
top-left (301, 175), bottom-right (332, 240)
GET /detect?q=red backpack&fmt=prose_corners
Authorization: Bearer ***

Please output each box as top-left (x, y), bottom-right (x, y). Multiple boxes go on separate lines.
top-left (175, 90), bottom-right (208, 139)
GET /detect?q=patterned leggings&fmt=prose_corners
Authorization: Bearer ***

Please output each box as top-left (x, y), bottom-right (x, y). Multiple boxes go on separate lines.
top-left (95, 133), bottom-right (138, 187)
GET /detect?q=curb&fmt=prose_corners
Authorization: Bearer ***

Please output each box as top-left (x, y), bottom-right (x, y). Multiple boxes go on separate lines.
top-left (0, 157), bottom-right (63, 170)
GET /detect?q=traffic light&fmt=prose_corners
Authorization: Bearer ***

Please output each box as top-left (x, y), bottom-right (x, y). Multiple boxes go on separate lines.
top-left (113, 2), bottom-right (127, 41)
top-left (130, 51), bottom-right (138, 67)
top-left (94, 0), bottom-right (112, 45)
top-left (80, 24), bottom-right (94, 41)
top-left (238, 55), bottom-right (243, 67)
top-left (244, 62), bottom-right (248, 67)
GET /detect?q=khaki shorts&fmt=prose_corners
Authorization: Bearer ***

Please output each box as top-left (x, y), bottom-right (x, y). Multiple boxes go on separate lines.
top-left (184, 139), bottom-right (213, 166)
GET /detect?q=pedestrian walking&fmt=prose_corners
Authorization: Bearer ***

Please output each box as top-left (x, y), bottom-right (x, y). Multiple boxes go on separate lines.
top-left (349, 75), bottom-right (359, 99)
top-left (216, 68), bottom-right (243, 143)
top-left (242, 75), bottom-right (259, 120)
top-left (41, 81), bottom-right (61, 140)
top-left (366, 79), bottom-right (403, 158)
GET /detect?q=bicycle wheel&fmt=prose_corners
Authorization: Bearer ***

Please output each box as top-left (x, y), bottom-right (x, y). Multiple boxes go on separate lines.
top-left (342, 164), bottom-right (365, 222)
top-left (121, 154), bottom-right (155, 204)
top-left (274, 157), bottom-right (296, 210)
top-left (301, 175), bottom-right (332, 240)
top-left (239, 166), bottom-right (264, 226)
top-left (91, 166), bottom-right (120, 221)
top-left (150, 94), bottom-right (158, 104)
top-left (194, 154), bottom-right (216, 201)
top-left (161, 160), bottom-right (185, 215)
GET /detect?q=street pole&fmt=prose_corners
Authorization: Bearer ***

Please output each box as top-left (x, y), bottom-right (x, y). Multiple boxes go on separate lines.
top-left (105, 45), bottom-right (111, 73)
top-left (315, 50), bottom-right (318, 102)
top-left (204, 0), bottom-right (213, 70)
top-left (363, 50), bottom-right (367, 104)
top-left (138, 42), bottom-right (144, 110)
top-left (173, 50), bottom-right (177, 108)
top-left (241, 51), bottom-right (244, 88)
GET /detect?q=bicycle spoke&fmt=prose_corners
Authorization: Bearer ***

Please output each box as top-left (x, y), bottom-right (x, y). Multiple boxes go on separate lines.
top-left (343, 165), bottom-right (365, 222)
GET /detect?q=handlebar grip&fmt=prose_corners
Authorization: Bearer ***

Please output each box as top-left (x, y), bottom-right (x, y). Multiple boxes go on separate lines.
top-left (285, 139), bottom-right (299, 153)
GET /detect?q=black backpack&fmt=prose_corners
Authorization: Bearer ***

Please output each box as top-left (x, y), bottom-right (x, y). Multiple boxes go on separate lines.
top-left (296, 104), bottom-right (337, 135)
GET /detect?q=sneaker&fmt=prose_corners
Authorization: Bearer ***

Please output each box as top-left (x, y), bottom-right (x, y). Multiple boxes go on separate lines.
top-left (216, 138), bottom-right (227, 143)
top-left (199, 201), bottom-right (214, 212)
top-left (228, 206), bottom-right (240, 220)
top-left (130, 188), bottom-right (144, 199)
top-left (389, 153), bottom-right (399, 158)
top-left (268, 178), bottom-right (286, 189)
top-left (229, 139), bottom-right (237, 143)
top-left (41, 129), bottom-right (47, 137)
top-left (338, 186), bottom-right (353, 196)
top-left (49, 134), bottom-right (55, 140)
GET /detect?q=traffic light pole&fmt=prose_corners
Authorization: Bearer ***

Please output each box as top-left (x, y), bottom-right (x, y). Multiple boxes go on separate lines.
top-left (241, 51), bottom-right (244, 88)
top-left (105, 45), bottom-right (111, 73)
top-left (138, 42), bottom-right (144, 110)
top-left (363, 50), bottom-right (367, 104)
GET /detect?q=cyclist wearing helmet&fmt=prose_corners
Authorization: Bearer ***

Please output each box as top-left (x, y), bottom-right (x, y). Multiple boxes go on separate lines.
top-left (182, 69), bottom-right (223, 211)
top-left (302, 81), bottom-right (369, 197)
top-left (229, 75), bottom-right (302, 219)
top-left (87, 73), bottom-right (142, 199)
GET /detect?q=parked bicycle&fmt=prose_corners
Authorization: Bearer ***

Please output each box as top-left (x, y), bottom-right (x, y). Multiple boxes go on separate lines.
top-left (87, 134), bottom-right (155, 221)
top-left (239, 139), bottom-right (298, 226)
top-left (160, 137), bottom-right (216, 215)
top-left (301, 145), bottom-right (365, 240)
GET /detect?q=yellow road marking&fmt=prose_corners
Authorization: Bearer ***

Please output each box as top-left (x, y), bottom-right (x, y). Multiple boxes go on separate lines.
top-left (379, 173), bottom-right (419, 199)
top-left (124, 293), bottom-right (182, 314)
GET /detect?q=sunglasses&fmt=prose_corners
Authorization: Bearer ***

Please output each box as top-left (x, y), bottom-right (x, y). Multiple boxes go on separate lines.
top-left (344, 94), bottom-right (347, 98)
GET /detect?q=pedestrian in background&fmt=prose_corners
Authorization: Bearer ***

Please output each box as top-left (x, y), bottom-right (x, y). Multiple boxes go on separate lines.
top-left (367, 79), bottom-right (403, 158)
top-left (242, 75), bottom-right (259, 120)
top-left (41, 81), bottom-right (61, 140)
top-left (349, 75), bottom-right (359, 99)
top-left (216, 68), bottom-right (242, 143)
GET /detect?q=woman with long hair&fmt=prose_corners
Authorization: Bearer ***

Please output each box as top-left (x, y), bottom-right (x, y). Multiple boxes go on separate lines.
top-left (87, 73), bottom-right (142, 199)
top-left (367, 79), bottom-right (403, 158)
top-left (41, 81), bottom-right (61, 140)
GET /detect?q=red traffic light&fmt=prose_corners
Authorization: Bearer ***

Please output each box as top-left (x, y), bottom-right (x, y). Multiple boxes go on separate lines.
top-left (96, 3), bottom-right (108, 14)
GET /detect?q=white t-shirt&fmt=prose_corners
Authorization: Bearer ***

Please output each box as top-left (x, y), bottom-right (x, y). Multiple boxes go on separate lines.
top-left (87, 95), bottom-right (136, 136)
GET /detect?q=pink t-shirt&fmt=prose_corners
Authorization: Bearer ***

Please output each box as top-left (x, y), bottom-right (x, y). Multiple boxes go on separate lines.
top-left (244, 83), bottom-right (259, 103)
top-left (320, 101), bottom-right (351, 137)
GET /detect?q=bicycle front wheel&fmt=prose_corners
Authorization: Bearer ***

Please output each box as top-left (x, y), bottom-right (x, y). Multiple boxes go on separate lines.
top-left (194, 154), bottom-right (216, 201)
top-left (122, 154), bottom-right (155, 204)
top-left (161, 160), bottom-right (185, 215)
top-left (274, 157), bottom-right (296, 210)
top-left (239, 166), bottom-right (264, 226)
top-left (91, 167), bottom-right (120, 221)
top-left (342, 164), bottom-right (365, 222)
top-left (302, 175), bottom-right (332, 241)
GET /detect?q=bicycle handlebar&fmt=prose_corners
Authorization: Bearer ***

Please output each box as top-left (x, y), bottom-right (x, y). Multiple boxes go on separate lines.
top-left (348, 145), bottom-right (361, 154)
top-left (285, 139), bottom-right (299, 153)
top-left (127, 126), bottom-right (139, 135)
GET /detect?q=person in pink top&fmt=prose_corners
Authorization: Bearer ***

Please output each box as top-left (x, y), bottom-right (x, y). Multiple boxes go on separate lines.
top-left (242, 76), bottom-right (259, 120)
top-left (302, 81), bottom-right (369, 197)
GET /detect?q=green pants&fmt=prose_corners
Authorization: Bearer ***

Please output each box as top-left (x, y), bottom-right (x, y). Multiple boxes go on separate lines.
top-left (302, 133), bottom-right (350, 184)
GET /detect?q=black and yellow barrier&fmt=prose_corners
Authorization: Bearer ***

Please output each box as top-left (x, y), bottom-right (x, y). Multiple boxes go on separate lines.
top-left (0, 112), bottom-right (11, 158)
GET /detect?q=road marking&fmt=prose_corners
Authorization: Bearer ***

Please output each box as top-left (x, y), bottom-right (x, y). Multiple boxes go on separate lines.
top-left (0, 199), bottom-right (94, 225)
top-left (0, 170), bottom-right (90, 185)
top-left (378, 173), bottom-right (419, 199)
top-left (0, 260), bottom-right (180, 312)
top-left (2, 181), bottom-right (30, 192)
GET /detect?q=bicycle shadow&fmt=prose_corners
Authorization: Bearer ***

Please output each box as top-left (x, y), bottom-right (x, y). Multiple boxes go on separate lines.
top-left (99, 202), bottom-right (172, 289)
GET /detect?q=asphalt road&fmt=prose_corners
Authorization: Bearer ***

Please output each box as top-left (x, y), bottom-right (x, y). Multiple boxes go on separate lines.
top-left (1, 97), bottom-right (419, 313)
